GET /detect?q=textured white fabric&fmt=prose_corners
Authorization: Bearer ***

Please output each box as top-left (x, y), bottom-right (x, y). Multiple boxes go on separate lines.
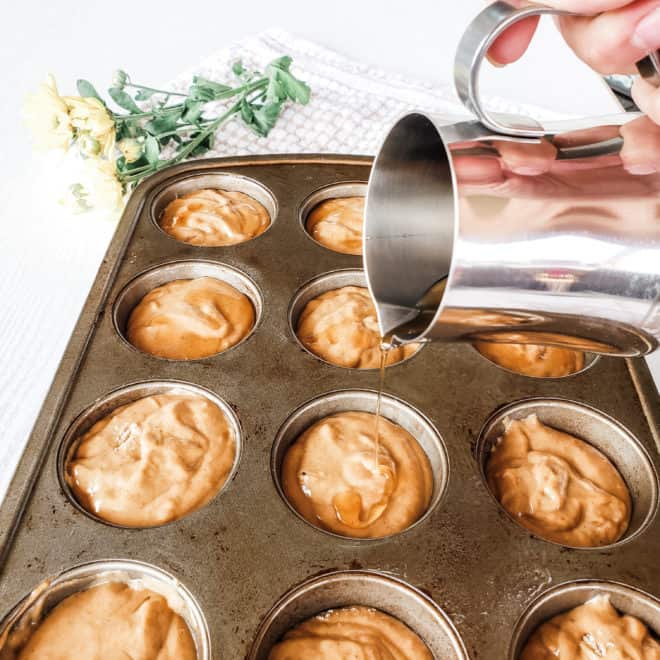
top-left (0, 28), bottom-right (657, 505)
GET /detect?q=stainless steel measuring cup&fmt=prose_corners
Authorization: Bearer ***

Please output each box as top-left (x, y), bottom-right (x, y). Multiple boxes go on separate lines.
top-left (364, 1), bottom-right (660, 356)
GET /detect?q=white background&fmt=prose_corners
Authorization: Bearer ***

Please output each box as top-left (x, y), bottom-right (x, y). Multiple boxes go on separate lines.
top-left (0, 0), bottom-right (657, 502)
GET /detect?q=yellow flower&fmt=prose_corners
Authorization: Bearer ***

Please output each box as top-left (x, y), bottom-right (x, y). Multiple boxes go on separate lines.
top-left (24, 75), bottom-right (73, 150)
top-left (117, 137), bottom-right (143, 163)
top-left (61, 157), bottom-right (124, 214)
top-left (64, 96), bottom-right (115, 157)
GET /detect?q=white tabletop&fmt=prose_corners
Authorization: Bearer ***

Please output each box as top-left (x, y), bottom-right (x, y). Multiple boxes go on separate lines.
top-left (0, 0), bottom-right (658, 503)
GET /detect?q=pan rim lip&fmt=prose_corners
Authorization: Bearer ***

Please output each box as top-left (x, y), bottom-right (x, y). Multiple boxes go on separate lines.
top-left (56, 378), bottom-right (243, 530)
top-left (287, 267), bottom-right (426, 371)
top-left (270, 387), bottom-right (449, 543)
top-left (471, 343), bottom-right (600, 380)
top-left (148, 170), bottom-right (279, 248)
top-left (506, 578), bottom-right (660, 660)
top-left (0, 557), bottom-right (212, 660)
top-left (247, 568), bottom-right (470, 660)
top-left (474, 395), bottom-right (659, 551)
top-left (297, 179), bottom-right (368, 256)
top-left (111, 257), bottom-right (263, 363)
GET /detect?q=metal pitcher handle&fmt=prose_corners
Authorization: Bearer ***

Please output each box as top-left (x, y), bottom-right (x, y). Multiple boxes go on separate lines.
top-left (455, 1), bottom-right (660, 137)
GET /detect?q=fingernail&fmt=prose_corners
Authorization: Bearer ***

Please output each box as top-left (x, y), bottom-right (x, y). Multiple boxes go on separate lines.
top-left (632, 7), bottom-right (660, 51)
top-left (486, 53), bottom-right (506, 68)
top-left (625, 163), bottom-right (657, 175)
top-left (510, 165), bottom-right (546, 176)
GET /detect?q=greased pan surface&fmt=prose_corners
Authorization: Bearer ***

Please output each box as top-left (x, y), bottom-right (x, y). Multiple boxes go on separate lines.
top-left (1, 155), bottom-right (659, 658)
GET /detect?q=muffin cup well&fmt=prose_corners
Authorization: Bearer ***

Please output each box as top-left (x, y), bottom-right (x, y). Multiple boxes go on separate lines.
top-left (508, 579), bottom-right (660, 659)
top-left (248, 570), bottom-right (468, 659)
top-left (113, 259), bottom-right (263, 361)
top-left (271, 389), bottom-right (449, 541)
top-left (475, 397), bottom-right (659, 549)
top-left (58, 380), bottom-right (242, 529)
top-left (0, 559), bottom-right (210, 659)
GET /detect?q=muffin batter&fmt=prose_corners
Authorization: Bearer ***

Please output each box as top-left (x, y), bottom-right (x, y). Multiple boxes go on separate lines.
top-left (487, 414), bottom-right (630, 547)
top-left (269, 606), bottom-right (432, 659)
top-left (66, 392), bottom-right (236, 527)
top-left (521, 595), bottom-right (660, 659)
top-left (127, 276), bottom-right (255, 360)
top-left (306, 196), bottom-right (364, 255)
top-left (17, 582), bottom-right (196, 659)
top-left (474, 341), bottom-right (585, 377)
top-left (296, 286), bottom-right (419, 368)
top-left (159, 188), bottom-right (270, 246)
top-left (282, 411), bottom-right (433, 538)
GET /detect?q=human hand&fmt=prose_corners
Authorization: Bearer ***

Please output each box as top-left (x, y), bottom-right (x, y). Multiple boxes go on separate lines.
top-left (487, 0), bottom-right (660, 125)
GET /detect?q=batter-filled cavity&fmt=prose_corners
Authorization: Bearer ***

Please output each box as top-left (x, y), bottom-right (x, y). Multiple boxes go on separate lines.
top-left (126, 276), bottom-right (255, 360)
top-left (16, 582), bottom-right (196, 659)
top-left (521, 595), bottom-right (660, 659)
top-left (281, 411), bottom-right (432, 538)
top-left (66, 392), bottom-right (236, 527)
top-left (296, 286), bottom-right (420, 369)
top-left (159, 188), bottom-right (270, 246)
top-left (305, 196), bottom-right (364, 255)
top-left (268, 606), bottom-right (432, 659)
top-left (486, 414), bottom-right (631, 547)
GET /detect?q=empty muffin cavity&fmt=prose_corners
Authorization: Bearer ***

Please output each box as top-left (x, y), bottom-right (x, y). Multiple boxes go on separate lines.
top-left (248, 570), bottom-right (468, 659)
top-left (289, 269), bottom-right (423, 369)
top-left (299, 182), bottom-right (366, 255)
top-left (0, 559), bottom-right (210, 659)
top-left (113, 260), bottom-right (262, 361)
top-left (476, 398), bottom-right (658, 549)
top-left (152, 172), bottom-right (277, 246)
top-left (271, 389), bottom-right (448, 540)
top-left (58, 380), bottom-right (242, 528)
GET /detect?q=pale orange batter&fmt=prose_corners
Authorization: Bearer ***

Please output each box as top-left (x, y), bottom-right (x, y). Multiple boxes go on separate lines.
top-left (269, 606), bottom-right (432, 659)
top-left (282, 411), bottom-right (432, 538)
top-left (296, 286), bottom-right (419, 368)
top-left (306, 196), bottom-right (364, 255)
top-left (127, 276), bottom-right (255, 360)
top-left (159, 188), bottom-right (270, 246)
top-left (66, 393), bottom-right (236, 527)
top-left (521, 595), bottom-right (660, 659)
top-left (474, 341), bottom-right (585, 377)
top-left (487, 414), bottom-right (630, 547)
top-left (17, 582), bottom-right (196, 659)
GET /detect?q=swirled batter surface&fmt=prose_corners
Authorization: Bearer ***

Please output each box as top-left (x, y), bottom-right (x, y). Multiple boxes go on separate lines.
top-left (521, 595), bottom-right (660, 659)
top-left (66, 393), bottom-right (236, 527)
top-left (160, 188), bottom-right (270, 246)
top-left (487, 414), bottom-right (630, 547)
top-left (17, 582), bottom-right (196, 659)
top-left (282, 411), bottom-right (432, 538)
top-left (474, 341), bottom-right (585, 377)
top-left (127, 276), bottom-right (255, 360)
top-left (268, 606), bottom-right (432, 659)
top-left (296, 286), bottom-right (419, 368)
top-left (306, 196), bottom-right (364, 255)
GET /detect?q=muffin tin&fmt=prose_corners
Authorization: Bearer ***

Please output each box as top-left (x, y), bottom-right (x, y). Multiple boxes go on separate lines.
top-left (0, 155), bottom-right (659, 658)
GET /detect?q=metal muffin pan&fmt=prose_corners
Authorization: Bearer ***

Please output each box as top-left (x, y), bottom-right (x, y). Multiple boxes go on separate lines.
top-left (288, 267), bottom-right (424, 369)
top-left (0, 559), bottom-right (211, 660)
top-left (248, 570), bottom-right (469, 659)
top-left (476, 397), bottom-right (659, 550)
top-left (0, 155), bottom-right (659, 659)
top-left (57, 379), bottom-right (243, 529)
top-left (270, 388), bottom-right (449, 541)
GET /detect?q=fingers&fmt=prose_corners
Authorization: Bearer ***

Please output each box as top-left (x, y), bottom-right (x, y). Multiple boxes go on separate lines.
top-left (488, 16), bottom-right (540, 65)
top-left (631, 76), bottom-right (660, 126)
top-left (620, 115), bottom-right (660, 173)
top-left (557, 1), bottom-right (660, 74)
top-left (496, 139), bottom-right (558, 174)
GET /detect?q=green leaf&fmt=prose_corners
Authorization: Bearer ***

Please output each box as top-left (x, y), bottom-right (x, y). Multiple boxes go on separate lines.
top-left (108, 86), bottom-right (141, 113)
top-left (144, 108), bottom-right (183, 134)
top-left (182, 100), bottom-right (204, 123)
top-left (189, 75), bottom-right (231, 101)
top-left (144, 135), bottom-right (160, 164)
top-left (76, 79), bottom-right (103, 101)
top-left (265, 72), bottom-right (285, 104)
top-left (277, 70), bottom-right (311, 104)
top-left (239, 99), bottom-right (254, 124)
top-left (135, 89), bottom-right (156, 101)
top-left (268, 56), bottom-right (293, 73)
top-left (232, 60), bottom-right (245, 76)
top-left (248, 102), bottom-right (282, 137)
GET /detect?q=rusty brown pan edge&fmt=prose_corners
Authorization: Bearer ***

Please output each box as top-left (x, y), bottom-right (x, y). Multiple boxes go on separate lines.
top-left (626, 358), bottom-right (660, 452)
top-left (0, 154), bottom-right (372, 571)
